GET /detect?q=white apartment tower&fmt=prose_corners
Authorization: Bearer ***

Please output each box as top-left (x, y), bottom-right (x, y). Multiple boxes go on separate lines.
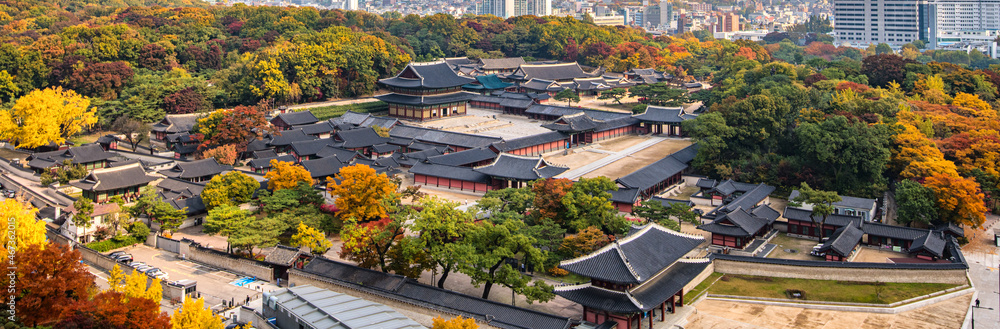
top-left (478, 0), bottom-right (550, 18)
top-left (346, 0), bottom-right (359, 10)
top-left (928, 0), bottom-right (1000, 47)
top-left (834, 0), bottom-right (931, 47)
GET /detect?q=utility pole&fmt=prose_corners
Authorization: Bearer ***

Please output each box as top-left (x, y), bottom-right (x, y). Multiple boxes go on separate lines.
top-left (971, 298), bottom-right (993, 329)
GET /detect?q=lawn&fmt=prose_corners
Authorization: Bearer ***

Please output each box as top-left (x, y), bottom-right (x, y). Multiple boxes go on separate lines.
top-left (684, 272), bottom-right (724, 301)
top-left (708, 274), bottom-right (958, 304)
top-left (305, 101), bottom-right (388, 120)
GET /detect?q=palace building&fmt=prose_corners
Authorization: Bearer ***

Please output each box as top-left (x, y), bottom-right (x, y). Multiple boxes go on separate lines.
top-left (377, 61), bottom-right (478, 121)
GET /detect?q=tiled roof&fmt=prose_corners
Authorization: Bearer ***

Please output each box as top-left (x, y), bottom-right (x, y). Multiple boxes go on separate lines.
top-left (378, 61), bottom-right (476, 89)
top-left (264, 245), bottom-right (303, 265)
top-left (510, 62), bottom-right (599, 81)
top-left (633, 106), bottom-right (696, 123)
top-left (524, 104), bottom-right (632, 121)
top-left (151, 114), bottom-right (199, 133)
top-left (426, 147), bottom-right (497, 166)
top-left (268, 129), bottom-right (317, 147)
top-left (290, 139), bottom-right (336, 157)
top-left (782, 207), bottom-right (862, 227)
top-left (616, 156), bottom-right (687, 190)
top-left (861, 222), bottom-right (929, 240)
top-left (696, 178), bottom-right (717, 189)
top-left (298, 121), bottom-right (336, 136)
top-left (520, 78), bottom-right (563, 92)
top-left (818, 225), bottom-right (864, 257)
top-left (409, 162), bottom-right (491, 183)
top-left (788, 190), bottom-right (876, 211)
top-left (389, 125), bottom-right (502, 149)
top-left (156, 177), bottom-right (206, 196)
top-left (27, 144), bottom-right (116, 169)
top-left (274, 111), bottom-right (319, 126)
top-left (301, 156), bottom-right (348, 179)
top-left (465, 74), bottom-right (515, 90)
top-left (334, 128), bottom-right (391, 149)
top-left (159, 158), bottom-right (228, 179)
top-left (374, 91), bottom-right (477, 106)
top-left (609, 187), bottom-right (641, 204)
top-left (71, 163), bottom-right (157, 192)
top-left (315, 146), bottom-right (361, 162)
top-left (720, 184), bottom-right (775, 213)
top-left (252, 150), bottom-right (278, 159)
top-left (542, 113), bottom-right (598, 132)
top-left (473, 153), bottom-right (568, 181)
top-left (559, 223), bottom-right (704, 284)
top-left (372, 143), bottom-right (400, 153)
top-left (491, 132), bottom-right (568, 152)
top-left (711, 253), bottom-right (968, 270)
top-left (697, 206), bottom-right (769, 237)
top-left (248, 155), bottom-right (297, 169)
top-left (479, 57), bottom-right (526, 70)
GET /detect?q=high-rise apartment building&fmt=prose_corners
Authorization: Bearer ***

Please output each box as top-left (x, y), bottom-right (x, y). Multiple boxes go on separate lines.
top-left (478, 0), bottom-right (550, 18)
top-left (928, 0), bottom-right (1000, 47)
top-left (834, 0), bottom-right (931, 47)
top-left (346, 0), bottom-right (358, 10)
top-left (643, 2), bottom-right (672, 30)
top-left (716, 12), bottom-right (740, 32)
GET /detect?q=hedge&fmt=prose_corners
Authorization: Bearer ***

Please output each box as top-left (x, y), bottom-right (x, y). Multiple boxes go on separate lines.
top-left (86, 235), bottom-right (142, 252)
top-left (303, 101), bottom-right (389, 120)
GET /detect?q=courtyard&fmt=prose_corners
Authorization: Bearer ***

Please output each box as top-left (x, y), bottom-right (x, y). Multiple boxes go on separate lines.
top-left (418, 107), bottom-right (552, 139)
top-left (766, 234), bottom-right (826, 261)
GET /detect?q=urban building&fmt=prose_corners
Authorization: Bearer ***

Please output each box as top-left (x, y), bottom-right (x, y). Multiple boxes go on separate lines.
top-left (928, 0), bottom-right (1000, 50)
top-left (715, 12), bottom-right (741, 32)
top-left (834, 0), bottom-right (931, 47)
top-left (477, 0), bottom-right (550, 18)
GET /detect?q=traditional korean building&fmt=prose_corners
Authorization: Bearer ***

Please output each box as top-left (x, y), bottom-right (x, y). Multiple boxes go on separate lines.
top-left (72, 163), bottom-right (158, 203)
top-left (271, 111), bottom-right (319, 131)
top-left (815, 224), bottom-right (864, 261)
top-left (632, 106), bottom-right (696, 136)
top-left (159, 158), bottom-right (229, 183)
top-left (508, 62), bottom-right (604, 83)
top-left (624, 68), bottom-right (673, 84)
top-left (477, 57), bottom-right (526, 75)
top-left (697, 205), bottom-right (779, 249)
top-left (462, 74), bottom-right (515, 94)
top-left (376, 61), bottom-right (478, 121)
top-left (26, 144), bottom-right (116, 173)
top-left (555, 223), bottom-right (710, 329)
top-left (151, 114), bottom-right (199, 141)
top-left (474, 153), bottom-right (568, 189)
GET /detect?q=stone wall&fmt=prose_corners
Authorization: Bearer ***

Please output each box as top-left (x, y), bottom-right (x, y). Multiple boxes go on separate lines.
top-left (713, 258), bottom-right (967, 284)
top-left (186, 245), bottom-right (274, 281)
top-left (288, 269), bottom-right (505, 329)
top-left (682, 261), bottom-right (716, 294)
top-left (74, 243), bottom-right (187, 301)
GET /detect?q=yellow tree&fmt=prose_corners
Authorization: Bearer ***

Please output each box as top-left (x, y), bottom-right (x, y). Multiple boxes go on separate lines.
top-left (924, 173), bottom-right (988, 227)
top-left (0, 199), bottom-right (47, 252)
top-left (123, 270), bottom-right (151, 300)
top-left (290, 222), bottom-right (332, 254)
top-left (432, 316), bottom-right (479, 329)
top-left (0, 87), bottom-right (96, 148)
top-left (326, 164), bottom-right (397, 221)
top-left (108, 264), bottom-right (126, 292)
top-left (172, 297), bottom-right (225, 329)
top-left (263, 160), bottom-right (312, 190)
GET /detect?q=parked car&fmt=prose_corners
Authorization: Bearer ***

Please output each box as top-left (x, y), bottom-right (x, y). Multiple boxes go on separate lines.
top-left (115, 254), bottom-right (133, 263)
top-left (140, 267), bottom-right (160, 274)
top-left (108, 251), bottom-right (127, 258)
top-left (809, 244), bottom-right (826, 257)
top-left (135, 265), bottom-right (154, 273)
top-left (128, 261), bottom-right (146, 268)
top-left (3, 190), bottom-right (13, 198)
top-left (150, 271), bottom-right (169, 280)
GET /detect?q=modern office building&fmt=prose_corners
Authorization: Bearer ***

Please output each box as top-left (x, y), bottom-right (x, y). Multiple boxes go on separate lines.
top-left (477, 0), bottom-right (550, 18)
top-left (928, 0), bottom-right (1000, 48)
top-left (644, 2), bottom-right (673, 31)
top-left (834, 0), bottom-right (932, 47)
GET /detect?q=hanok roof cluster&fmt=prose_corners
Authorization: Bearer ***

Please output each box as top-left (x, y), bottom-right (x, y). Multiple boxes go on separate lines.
top-left (26, 144), bottom-right (116, 170)
top-left (152, 114), bottom-right (200, 135)
top-left (71, 162), bottom-right (158, 192)
top-left (159, 158), bottom-right (230, 181)
top-left (698, 178), bottom-right (776, 220)
top-left (625, 68), bottom-right (674, 84)
top-left (697, 204), bottom-right (780, 238)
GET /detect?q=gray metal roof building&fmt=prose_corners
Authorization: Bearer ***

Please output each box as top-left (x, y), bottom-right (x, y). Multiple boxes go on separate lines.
top-left (263, 285), bottom-right (425, 329)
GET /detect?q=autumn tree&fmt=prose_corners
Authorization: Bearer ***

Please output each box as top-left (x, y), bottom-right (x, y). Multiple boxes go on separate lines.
top-left (559, 226), bottom-right (610, 257)
top-left (172, 297), bottom-right (225, 329)
top-left (291, 222), bottom-right (332, 254)
top-left (201, 171), bottom-right (259, 210)
top-left (531, 178), bottom-right (573, 225)
top-left (554, 88), bottom-right (580, 107)
top-left (63, 61), bottom-right (135, 99)
top-left (0, 87), bottom-right (96, 148)
top-left (339, 216), bottom-right (408, 272)
top-left (457, 218), bottom-right (554, 303)
top-left (412, 197), bottom-right (475, 288)
top-left (14, 244), bottom-right (95, 326)
top-left (112, 114), bottom-right (150, 151)
top-left (195, 105), bottom-right (274, 151)
top-left (201, 145), bottom-right (240, 166)
top-left (0, 199), bottom-right (47, 252)
top-left (123, 269), bottom-right (162, 302)
top-left (58, 291), bottom-right (171, 329)
top-left (164, 87), bottom-right (210, 115)
top-left (264, 160), bottom-right (312, 191)
top-left (924, 173), bottom-right (988, 227)
top-left (633, 200), bottom-right (697, 231)
top-left (894, 179), bottom-right (937, 227)
top-left (108, 264), bottom-right (126, 292)
top-left (791, 183), bottom-right (842, 240)
top-left (432, 316), bottom-right (479, 329)
top-left (862, 54), bottom-right (916, 88)
top-left (327, 164), bottom-right (397, 222)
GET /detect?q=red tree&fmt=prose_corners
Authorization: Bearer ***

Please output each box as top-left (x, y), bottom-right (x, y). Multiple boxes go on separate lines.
top-left (532, 178), bottom-right (573, 225)
top-left (58, 291), bottom-right (172, 329)
top-left (13, 244), bottom-right (95, 326)
top-left (63, 61), bottom-right (135, 99)
top-left (138, 43), bottom-right (168, 71)
top-left (198, 105), bottom-right (275, 151)
top-left (163, 87), bottom-right (207, 114)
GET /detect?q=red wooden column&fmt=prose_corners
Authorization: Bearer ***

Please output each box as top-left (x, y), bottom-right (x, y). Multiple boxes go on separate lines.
top-left (661, 302), bottom-right (666, 321)
top-left (677, 290), bottom-right (684, 307)
top-left (668, 295), bottom-right (675, 313)
top-left (648, 311), bottom-right (653, 328)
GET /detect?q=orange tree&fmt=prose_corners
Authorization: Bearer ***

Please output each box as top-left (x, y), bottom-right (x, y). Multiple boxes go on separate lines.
top-left (531, 178), bottom-right (573, 226)
top-left (924, 173), bottom-right (988, 227)
top-left (432, 316), bottom-right (478, 329)
top-left (57, 291), bottom-right (171, 329)
top-left (264, 160), bottom-right (312, 191)
top-left (327, 164), bottom-right (397, 222)
top-left (13, 243), bottom-right (95, 326)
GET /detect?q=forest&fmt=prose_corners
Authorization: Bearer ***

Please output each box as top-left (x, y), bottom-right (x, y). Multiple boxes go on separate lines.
top-left (0, 0), bottom-right (996, 230)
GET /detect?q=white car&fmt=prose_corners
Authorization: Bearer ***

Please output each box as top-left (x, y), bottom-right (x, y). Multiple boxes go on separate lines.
top-left (134, 265), bottom-right (154, 272)
top-left (152, 272), bottom-right (169, 280)
top-left (128, 261), bottom-right (146, 268)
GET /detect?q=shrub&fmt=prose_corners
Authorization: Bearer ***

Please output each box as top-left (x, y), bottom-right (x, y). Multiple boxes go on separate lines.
top-left (129, 222), bottom-right (150, 240)
top-left (631, 104), bottom-right (648, 114)
top-left (92, 226), bottom-right (114, 241)
top-left (548, 267), bottom-right (569, 277)
top-left (87, 235), bottom-right (141, 252)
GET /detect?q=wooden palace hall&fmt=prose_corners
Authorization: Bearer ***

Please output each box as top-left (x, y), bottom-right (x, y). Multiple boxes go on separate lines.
top-left (555, 223), bottom-right (711, 329)
top-left (376, 61), bottom-right (478, 121)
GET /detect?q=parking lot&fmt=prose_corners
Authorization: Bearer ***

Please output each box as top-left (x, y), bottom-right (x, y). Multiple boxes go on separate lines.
top-left (105, 244), bottom-right (278, 310)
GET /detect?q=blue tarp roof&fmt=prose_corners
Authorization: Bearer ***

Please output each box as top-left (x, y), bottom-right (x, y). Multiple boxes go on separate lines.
top-left (464, 74), bottom-right (514, 90)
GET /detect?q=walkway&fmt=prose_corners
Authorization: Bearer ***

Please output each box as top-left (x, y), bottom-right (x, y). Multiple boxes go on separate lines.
top-left (555, 136), bottom-right (667, 180)
top-left (962, 214), bottom-right (999, 329)
top-left (286, 97), bottom-right (378, 110)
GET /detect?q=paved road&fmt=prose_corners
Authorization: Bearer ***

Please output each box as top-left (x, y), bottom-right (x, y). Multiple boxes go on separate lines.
top-left (964, 214), bottom-right (1000, 329)
top-left (0, 172), bottom-right (73, 207)
top-left (555, 136), bottom-right (667, 180)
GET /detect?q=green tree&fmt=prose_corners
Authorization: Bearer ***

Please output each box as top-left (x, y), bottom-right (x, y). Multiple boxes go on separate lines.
top-left (229, 216), bottom-right (286, 257)
top-left (597, 88), bottom-right (628, 105)
top-left (149, 201), bottom-right (187, 235)
top-left (791, 183), bottom-right (842, 240)
top-left (562, 177), bottom-right (627, 235)
top-left (554, 88), bottom-right (580, 107)
top-left (477, 187), bottom-right (535, 216)
top-left (894, 179), bottom-right (937, 227)
top-left (629, 82), bottom-right (688, 106)
top-left (72, 197), bottom-right (95, 240)
top-left (412, 197), bottom-right (475, 289)
top-left (875, 43), bottom-right (894, 55)
top-left (204, 204), bottom-right (251, 253)
top-left (201, 171), bottom-right (259, 210)
top-left (457, 218), bottom-right (554, 303)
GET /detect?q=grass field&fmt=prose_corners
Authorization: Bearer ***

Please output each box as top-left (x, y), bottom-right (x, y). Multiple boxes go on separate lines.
top-left (708, 274), bottom-right (958, 304)
top-left (305, 101), bottom-right (388, 120)
top-left (684, 272), bottom-right (724, 301)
